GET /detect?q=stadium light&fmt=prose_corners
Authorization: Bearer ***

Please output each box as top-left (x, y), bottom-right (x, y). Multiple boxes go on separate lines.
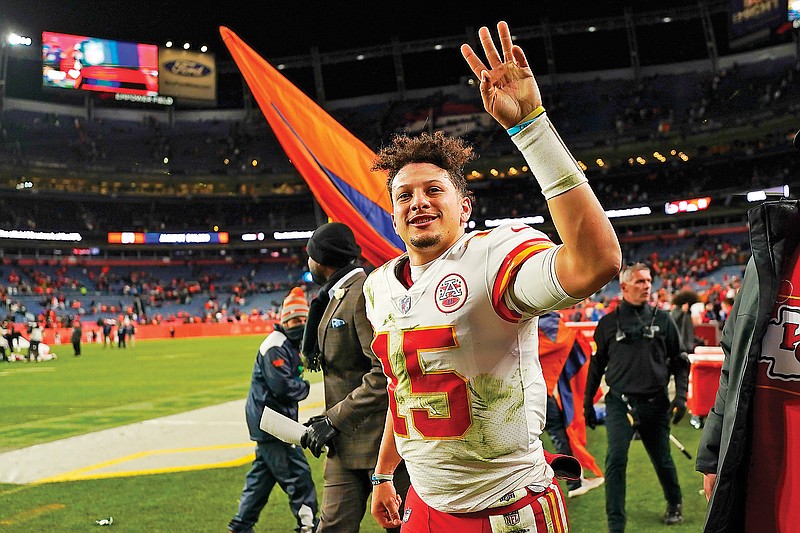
top-left (7, 33), bottom-right (32, 46)
top-left (200, 45), bottom-right (208, 53)
top-left (485, 216), bottom-right (545, 227)
top-left (1, 31), bottom-right (33, 112)
top-left (746, 185), bottom-right (789, 202)
top-left (183, 42), bottom-right (190, 50)
top-left (165, 40), bottom-right (173, 48)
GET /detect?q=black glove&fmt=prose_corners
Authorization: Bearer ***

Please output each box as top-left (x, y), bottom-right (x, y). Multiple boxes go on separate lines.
top-left (584, 404), bottom-right (598, 430)
top-left (669, 397), bottom-right (687, 425)
top-left (301, 415), bottom-right (339, 457)
top-left (303, 414), bottom-right (327, 426)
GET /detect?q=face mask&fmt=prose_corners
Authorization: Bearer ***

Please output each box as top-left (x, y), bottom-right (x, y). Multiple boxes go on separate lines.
top-left (284, 324), bottom-right (305, 344)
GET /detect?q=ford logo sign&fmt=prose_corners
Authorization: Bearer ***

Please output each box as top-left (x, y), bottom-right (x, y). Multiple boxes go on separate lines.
top-left (164, 60), bottom-right (212, 77)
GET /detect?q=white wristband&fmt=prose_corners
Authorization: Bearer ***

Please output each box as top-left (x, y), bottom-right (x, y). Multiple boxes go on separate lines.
top-left (510, 112), bottom-right (588, 200)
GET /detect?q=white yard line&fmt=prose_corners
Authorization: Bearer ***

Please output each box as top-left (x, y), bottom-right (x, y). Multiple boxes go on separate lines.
top-left (0, 382), bottom-right (325, 484)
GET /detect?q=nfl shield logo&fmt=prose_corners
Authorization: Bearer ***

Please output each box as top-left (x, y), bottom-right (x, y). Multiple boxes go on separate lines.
top-left (504, 511), bottom-right (520, 526)
top-left (399, 295), bottom-right (412, 314)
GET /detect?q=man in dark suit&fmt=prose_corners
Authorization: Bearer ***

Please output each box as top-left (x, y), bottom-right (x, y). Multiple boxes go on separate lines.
top-left (300, 222), bottom-right (409, 533)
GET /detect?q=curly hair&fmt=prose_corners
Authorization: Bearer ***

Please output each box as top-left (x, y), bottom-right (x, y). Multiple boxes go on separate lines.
top-left (671, 290), bottom-right (699, 307)
top-left (371, 131), bottom-right (477, 200)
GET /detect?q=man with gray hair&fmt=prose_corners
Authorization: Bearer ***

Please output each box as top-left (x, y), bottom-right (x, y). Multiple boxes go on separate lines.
top-left (584, 262), bottom-right (690, 532)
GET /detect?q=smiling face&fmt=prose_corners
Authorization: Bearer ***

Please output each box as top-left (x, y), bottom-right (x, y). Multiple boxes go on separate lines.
top-left (391, 162), bottom-right (472, 265)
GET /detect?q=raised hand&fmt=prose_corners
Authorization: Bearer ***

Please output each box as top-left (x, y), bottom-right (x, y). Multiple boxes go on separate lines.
top-left (460, 21), bottom-right (542, 129)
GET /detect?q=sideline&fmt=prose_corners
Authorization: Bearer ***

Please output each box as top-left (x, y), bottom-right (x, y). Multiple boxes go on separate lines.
top-left (0, 383), bottom-right (325, 485)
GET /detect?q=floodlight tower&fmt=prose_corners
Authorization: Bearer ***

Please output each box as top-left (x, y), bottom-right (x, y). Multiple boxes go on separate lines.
top-left (0, 32), bottom-right (33, 112)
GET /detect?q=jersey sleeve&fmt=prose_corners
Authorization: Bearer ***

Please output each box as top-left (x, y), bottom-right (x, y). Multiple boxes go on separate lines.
top-left (483, 224), bottom-right (558, 322)
top-left (506, 243), bottom-right (583, 315)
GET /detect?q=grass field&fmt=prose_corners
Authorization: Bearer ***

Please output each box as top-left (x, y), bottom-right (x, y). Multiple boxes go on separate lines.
top-left (0, 335), bottom-right (709, 532)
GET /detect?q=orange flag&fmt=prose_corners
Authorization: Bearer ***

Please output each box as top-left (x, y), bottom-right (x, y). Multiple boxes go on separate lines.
top-left (539, 312), bottom-right (603, 478)
top-left (219, 27), bottom-right (404, 267)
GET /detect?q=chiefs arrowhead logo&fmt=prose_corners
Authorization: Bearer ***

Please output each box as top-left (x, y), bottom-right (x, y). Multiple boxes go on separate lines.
top-left (435, 273), bottom-right (467, 313)
top-left (761, 305), bottom-right (800, 380)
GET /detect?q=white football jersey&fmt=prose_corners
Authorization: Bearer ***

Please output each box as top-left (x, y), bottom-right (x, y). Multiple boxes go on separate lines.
top-left (364, 224), bottom-right (559, 513)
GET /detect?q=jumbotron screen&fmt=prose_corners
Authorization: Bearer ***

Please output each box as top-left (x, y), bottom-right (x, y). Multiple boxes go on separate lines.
top-left (42, 31), bottom-right (158, 96)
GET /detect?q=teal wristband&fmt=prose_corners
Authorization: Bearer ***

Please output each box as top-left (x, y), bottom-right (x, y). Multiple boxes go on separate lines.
top-left (507, 120), bottom-right (535, 136)
top-left (507, 106), bottom-right (546, 136)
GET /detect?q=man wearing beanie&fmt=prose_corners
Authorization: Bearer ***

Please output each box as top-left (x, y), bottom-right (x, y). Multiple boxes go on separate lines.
top-left (228, 287), bottom-right (318, 533)
top-left (300, 222), bottom-right (409, 533)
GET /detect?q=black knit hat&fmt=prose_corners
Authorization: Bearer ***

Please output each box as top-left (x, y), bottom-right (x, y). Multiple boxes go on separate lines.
top-left (306, 222), bottom-right (362, 267)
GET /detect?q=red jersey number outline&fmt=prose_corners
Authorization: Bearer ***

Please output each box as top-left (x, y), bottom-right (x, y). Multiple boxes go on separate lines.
top-left (372, 326), bottom-right (472, 439)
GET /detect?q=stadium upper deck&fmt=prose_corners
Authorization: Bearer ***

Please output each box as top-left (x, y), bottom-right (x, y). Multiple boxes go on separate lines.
top-left (0, 1), bottom-right (797, 258)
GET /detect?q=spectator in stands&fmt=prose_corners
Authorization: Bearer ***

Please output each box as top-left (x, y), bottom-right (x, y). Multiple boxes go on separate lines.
top-left (132, 295), bottom-right (145, 321)
top-left (300, 222), bottom-right (409, 533)
top-left (71, 318), bottom-right (82, 357)
top-left (228, 287), bottom-right (318, 533)
top-left (702, 302), bottom-right (718, 323)
top-left (690, 301), bottom-right (706, 326)
top-left (696, 199), bottom-right (800, 532)
top-left (718, 296), bottom-right (734, 329)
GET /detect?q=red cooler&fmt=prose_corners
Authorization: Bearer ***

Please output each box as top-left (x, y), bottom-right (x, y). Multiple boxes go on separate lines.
top-left (688, 348), bottom-right (724, 419)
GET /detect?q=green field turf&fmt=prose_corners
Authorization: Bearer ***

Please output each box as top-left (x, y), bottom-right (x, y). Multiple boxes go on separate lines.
top-left (0, 335), bottom-right (709, 531)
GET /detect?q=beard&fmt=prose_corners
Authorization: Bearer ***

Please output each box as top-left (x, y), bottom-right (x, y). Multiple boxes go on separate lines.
top-left (410, 233), bottom-right (441, 249)
top-left (309, 264), bottom-right (328, 285)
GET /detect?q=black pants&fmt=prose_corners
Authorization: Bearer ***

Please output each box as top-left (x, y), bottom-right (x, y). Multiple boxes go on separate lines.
top-left (545, 395), bottom-right (580, 491)
top-left (72, 341), bottom-right (81, 356)
top-left (228, 440), bottom-right (318, 533)
top-left (604, 390), bottom-right (681, 533)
